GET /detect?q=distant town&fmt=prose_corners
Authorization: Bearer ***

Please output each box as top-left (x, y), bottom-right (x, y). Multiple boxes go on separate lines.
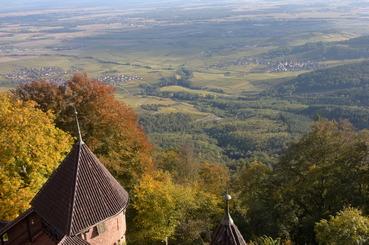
top-left (98, 73), bottom-right (144, 85)
top-left (211, 57), bottom-right (322, 72)
top-left (4, 67), bottom-right (144, 85)
top-left (4, 67), bottom-right (78, 84)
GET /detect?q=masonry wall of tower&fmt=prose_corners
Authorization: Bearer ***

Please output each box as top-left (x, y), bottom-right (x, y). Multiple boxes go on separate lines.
top-left (83, 211), bottom-right (126, 245)
top-left (0, 211), bottom-right (127, 245)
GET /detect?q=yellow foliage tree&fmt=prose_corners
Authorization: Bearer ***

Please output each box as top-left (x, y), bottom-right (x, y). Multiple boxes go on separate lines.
top-left (0, 93), bottom-right (72, 221)
top-left (315, 207), bottom-right (369, 244)
top-left (131, 171), bottom-right (195, 243)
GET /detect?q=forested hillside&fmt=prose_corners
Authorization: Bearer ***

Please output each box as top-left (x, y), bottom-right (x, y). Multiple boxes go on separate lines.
top-left (2, 76), bottom-right (369, 244)
top-left (274, 60), bottom-right (369, 95)
top-left (136, 61), bottom-right (369, 167)
top-left (270, 60), bottom-right (369, 129)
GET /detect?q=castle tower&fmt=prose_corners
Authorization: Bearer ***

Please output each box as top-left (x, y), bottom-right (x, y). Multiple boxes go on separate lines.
top-left (0, 110), bottom-right (129, 245)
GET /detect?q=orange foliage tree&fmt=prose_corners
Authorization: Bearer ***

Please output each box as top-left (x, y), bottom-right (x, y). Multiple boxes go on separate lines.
top-left (14, 74), bottom-right (153, 190)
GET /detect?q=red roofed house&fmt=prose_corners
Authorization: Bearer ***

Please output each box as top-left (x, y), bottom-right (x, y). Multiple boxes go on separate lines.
top-left (0, 132), bottom-right (129, 245)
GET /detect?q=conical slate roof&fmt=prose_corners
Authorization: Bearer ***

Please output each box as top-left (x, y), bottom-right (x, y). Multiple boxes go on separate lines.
top-left (59, 235), bottom-right (90, 245)
top-left (31, 141), bottom-right (129, 237)
top-left (210, 194), bottom-right (246, 245)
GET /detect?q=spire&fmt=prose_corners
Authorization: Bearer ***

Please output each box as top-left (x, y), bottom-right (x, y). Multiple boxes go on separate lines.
top-left (223, 192), bottom-right (233, 225)
top-left (73, 107), bottom-right (83, 144)
top-left (210, 192), bottom-right (246, 245)
top-left (31, 141), bottom-right (129, 236)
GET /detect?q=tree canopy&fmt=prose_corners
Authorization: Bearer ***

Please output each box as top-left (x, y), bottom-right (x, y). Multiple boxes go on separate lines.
top-left (234, 120), bottom-right (369, 243)
top-left (0, 93), bottom-right (72, 220)
top-left (7, 73), bottom-right (369, 244)
top-left (14, 74), bottom-right (153, 190)
top-left (131, 171), bottom-right (195, 243)
top-left (315, 207), bottom-right (369, 244)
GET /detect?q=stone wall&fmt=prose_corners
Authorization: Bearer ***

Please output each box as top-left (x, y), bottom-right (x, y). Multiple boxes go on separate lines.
top-left (84, 211), bottom-right (126, 245)
top-left (1, 211), bottom-right (127, 245)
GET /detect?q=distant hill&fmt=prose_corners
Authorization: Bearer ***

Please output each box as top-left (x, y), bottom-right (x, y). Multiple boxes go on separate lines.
top-left (342, 35), bottom-right (369, 48)
top-left (275, 60), bottom-right (369, 95)
top-left (271, 60), bottom-right (369, 128)
top-left (263, 36), bottom-right (369, 61)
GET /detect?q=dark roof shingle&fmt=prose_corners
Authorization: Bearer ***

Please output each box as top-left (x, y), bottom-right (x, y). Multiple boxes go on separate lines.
top-left (210, 214), bottom-right (247, 245)
top-left (210, 194), bottom-right (247, 245)
top-left (0, 222), bottom-right (8, 231)
top-left (31, 142), bottom-right (129, 237)
top-left (58, 235), bottom-right (90, 245)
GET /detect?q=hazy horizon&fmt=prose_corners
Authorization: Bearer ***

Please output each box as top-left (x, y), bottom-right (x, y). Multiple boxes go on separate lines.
top-left (2, 0), bottom-right (368, 11)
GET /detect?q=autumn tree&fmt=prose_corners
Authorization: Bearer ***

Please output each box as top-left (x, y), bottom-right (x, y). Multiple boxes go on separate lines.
top-left (13, 74), bottom-right (153, 190)
top-left (197, 162), bottom-right (229, 195)
top-left (155, 148), bottom-right (190, 183)
top-left (173, 187), bottom-right (223, 244)
top-left (12, 80), bottom-right (63, 113)
top-left (315, 207), bottom-right (369, 244)
top-left (131, 171), bottom-right (195, 244)
top-left (155, 150), bottom-right (227, 243)
top-left (0, 93), bottom-right (72, 220)
top-left (155, 146), bottom-right (198, 184)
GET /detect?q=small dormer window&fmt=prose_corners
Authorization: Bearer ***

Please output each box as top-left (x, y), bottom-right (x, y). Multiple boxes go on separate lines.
top-left (96, 222), bottom-right (106, 235)
top-left (80, 231), bottom-right (88, 240)
top-left (91, 222), bottom-right (106, 238)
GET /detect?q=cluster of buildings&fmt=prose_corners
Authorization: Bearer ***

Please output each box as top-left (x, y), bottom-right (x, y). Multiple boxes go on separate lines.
top-left (4, 67), bottom-right (144, 87)
top-left (0, 117), bottom-right (246, 245)
top-left (209, 57), bottom-right (256, 69)
top-left (97, 73), bottom-right (144, 85)
top-left (210, 56), bottom-right (320, 73)
top-left (267, 60), bottom-right (320, 72)
top-left (4, 67), bottom-right (73, 84)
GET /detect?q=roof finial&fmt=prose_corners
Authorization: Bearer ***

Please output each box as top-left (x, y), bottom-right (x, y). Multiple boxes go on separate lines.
top-left (73, 106), bottom-right (83, 144)
top-left (220, 190), bottom-right (234, 225)
top-left (225, 191), bottom-right (231, 216)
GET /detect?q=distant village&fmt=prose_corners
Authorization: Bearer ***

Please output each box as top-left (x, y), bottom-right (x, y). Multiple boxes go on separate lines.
top-left (98, 73), bottom-right (144, 85)
top-left (4, 66), bottom-right (79, 84)
top-left (211, 57), bottom-right (322, 72)
top-left (4, 66), bottom-right (144, 85)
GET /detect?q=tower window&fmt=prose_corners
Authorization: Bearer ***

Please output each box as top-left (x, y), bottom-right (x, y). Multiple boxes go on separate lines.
top-left (2, 233), bottom-right (9, 242)
top-left (97, 222), bottom-right (106, 235)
